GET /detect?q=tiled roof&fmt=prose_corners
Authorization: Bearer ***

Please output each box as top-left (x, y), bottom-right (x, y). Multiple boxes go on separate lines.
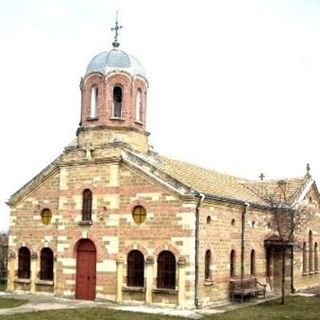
top-left (151, 155), bottom-right (262, 204)
top-left (242, 177), bottom-right (309, 205)
top-left (147, 153), bottom-right (309, 206)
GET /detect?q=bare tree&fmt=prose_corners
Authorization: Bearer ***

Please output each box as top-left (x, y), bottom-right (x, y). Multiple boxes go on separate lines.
top-left (247, 178), bottom-right (314, 304)
top-left (0, 231), bottom-right (8, 290)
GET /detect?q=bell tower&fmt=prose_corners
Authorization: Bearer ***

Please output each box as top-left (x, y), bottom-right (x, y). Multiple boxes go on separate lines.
top-left (77, 17), bottom-right (149, 154)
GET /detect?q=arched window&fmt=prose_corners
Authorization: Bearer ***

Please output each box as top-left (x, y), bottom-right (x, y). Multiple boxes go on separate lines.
top-left (250, 249), bottom-right (256, 276)
top-left (127, 250), bottom-right (144, 287)
top-left (135, 89), bottom-right (142, 122)
top-left (302, 241), bottom-right (307, 273)
top-left (230, 250), bottom-right (236, 277)
top-left (314, 242), bottom-right (318, 272)
top-left (82, 189), bottom-right (92, 221)
top-left (18, 247), bottom-right (30, 279)
top-left (309, 230), bottom-right (313, 272)
top-left (205, 250), bottom-right (211, 281)
top-left (40, 248), bottom-right (54, 281)
top-left (90, 86), bottom-right (98, 118)
top-left (157, 251), bottom-right (176, 289)
top-left (113, 86), bottom-right (123, 118)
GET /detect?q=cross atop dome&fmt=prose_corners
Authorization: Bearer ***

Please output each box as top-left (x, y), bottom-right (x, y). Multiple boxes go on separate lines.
top-left (111, 11), bottom-right (122, 49)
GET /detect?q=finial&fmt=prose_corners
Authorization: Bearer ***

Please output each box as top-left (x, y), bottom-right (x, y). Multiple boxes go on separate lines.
top-left (259, 173), bottom-right (265, 181)
top-left (111, 11), bottom-right (122, 49)
top-left (306, 163), bottom-right (311, 175)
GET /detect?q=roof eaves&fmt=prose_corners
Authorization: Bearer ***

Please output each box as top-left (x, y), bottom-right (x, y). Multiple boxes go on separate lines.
top-left (121, 149), bottom-right (196, 198)
top-left (123, 149), bottom-right (271, 209)
top-left (201, 192), bottom-right (270, 210)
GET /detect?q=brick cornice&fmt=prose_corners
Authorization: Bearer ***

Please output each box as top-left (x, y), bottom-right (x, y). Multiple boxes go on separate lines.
top-left (76, 124), bottom-right (150, 136)
top-left (57, 156), bottom-right (121, 168)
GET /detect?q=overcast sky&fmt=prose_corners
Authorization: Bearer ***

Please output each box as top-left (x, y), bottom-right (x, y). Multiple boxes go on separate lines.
top-left (1, 0), bottom-right (320, 231)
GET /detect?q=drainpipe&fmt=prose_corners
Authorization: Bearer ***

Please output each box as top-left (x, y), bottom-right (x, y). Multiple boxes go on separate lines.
top-left (195, 192), bottom-right (205, 309)
top-left (241, 202), bottom-right (250, 281)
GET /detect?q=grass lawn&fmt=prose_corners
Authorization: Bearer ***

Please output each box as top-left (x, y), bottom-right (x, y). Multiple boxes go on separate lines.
top-left (209, 295), bottom-right (320, 320)
top-left (0, 296), bottom-right (319, 320)
top-left (0, 298), bottom-right (28, 309)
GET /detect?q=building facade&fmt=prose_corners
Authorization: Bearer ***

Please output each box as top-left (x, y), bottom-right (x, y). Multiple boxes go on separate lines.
top-left (6, 30), bottom-right (320, 308)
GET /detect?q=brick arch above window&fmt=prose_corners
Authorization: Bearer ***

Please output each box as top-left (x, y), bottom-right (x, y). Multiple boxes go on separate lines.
top-left (82, 72), bottom-right (104, 85)
top-left (127, 200), bottom-right (150, 212)
top-left (80, 183), bottom-right (97, 191)
top-left (105, 72), bottom-right (132, 84)
top-left (203, 244), bottom-right (214, 252)
top-left (153, 243), bottom-right (180, 258)
top-left (17, 242), bottom-right (33, 253)
top-left (35, 241), bottom-right (56, 254)
top-left (122, 244), bottom-right (148, 257)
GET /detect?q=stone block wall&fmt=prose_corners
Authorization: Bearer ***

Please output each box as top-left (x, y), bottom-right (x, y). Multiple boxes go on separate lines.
top-left (7, 155), bottom-right (196, 307)
top-left (198, 202), bottom-right (275, 305)
top-left (7, 148), bottom-right (320, 307)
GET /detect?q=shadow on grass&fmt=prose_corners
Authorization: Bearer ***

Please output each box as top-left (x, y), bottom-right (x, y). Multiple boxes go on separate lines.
top-left (0, 298), bottom-right (28, 309)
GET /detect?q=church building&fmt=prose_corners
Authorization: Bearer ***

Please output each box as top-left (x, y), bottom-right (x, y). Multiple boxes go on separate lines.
top-left (6, 21), bottom-right (320, 308)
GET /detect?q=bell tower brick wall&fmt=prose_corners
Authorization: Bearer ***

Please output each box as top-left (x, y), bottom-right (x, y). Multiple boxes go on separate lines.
top-left (78, 71), bottom-right (149, 154)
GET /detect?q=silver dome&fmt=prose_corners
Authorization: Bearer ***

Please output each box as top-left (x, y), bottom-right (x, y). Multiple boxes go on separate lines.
top-left (86, 49), bottom-right (146, 78)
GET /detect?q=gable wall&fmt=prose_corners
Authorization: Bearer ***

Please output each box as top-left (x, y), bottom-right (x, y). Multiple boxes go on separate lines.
top-left (8, 159), bottom-right (196, 306)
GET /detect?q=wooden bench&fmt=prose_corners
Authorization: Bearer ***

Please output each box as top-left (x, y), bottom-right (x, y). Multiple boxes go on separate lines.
top-left (230, 277), bottom-right (266, 302)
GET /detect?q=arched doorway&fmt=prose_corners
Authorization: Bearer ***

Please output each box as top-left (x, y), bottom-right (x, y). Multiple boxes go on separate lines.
top-left (75, 239), bottom-right (96, 300)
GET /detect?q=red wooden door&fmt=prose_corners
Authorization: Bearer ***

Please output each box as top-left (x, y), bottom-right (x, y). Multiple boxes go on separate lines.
top-left (75, 239), bottom-right (96, 300)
